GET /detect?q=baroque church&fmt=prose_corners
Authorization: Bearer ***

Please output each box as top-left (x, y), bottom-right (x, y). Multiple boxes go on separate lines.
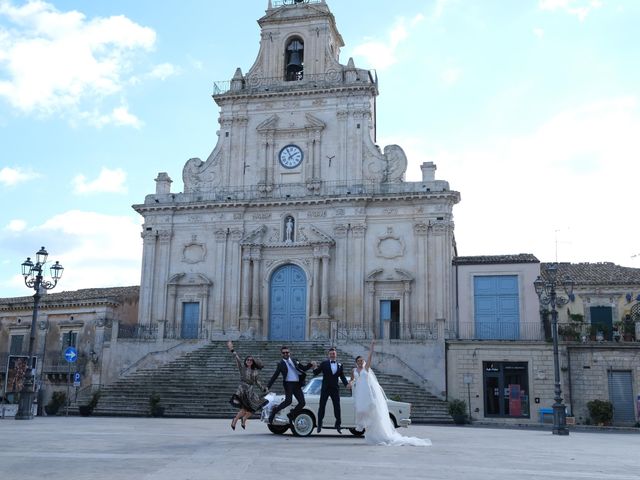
top-left (133, 0), bottom-right (460, 343)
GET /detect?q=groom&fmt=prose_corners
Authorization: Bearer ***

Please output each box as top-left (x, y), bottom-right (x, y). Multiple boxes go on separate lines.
top-left (313, 347), bottom-right (349, 433)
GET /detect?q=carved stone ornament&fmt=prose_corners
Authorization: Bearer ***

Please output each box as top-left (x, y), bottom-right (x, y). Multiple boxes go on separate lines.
top-left (182, 150), bottom-right (224, 194)
top-left (376, 228), bottom-right (405, 259)
top-left (182, 243), bottom-right (207, 264)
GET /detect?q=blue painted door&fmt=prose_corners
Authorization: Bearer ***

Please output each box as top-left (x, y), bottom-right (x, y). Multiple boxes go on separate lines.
top-left (474, 276), bottom-right (520, 340)
top-left (269, 264), bottom-right (307, 341)
top-left (181, 302), bottom-right (200, 339)
top-left (380, 300), bottom-right (391, 338)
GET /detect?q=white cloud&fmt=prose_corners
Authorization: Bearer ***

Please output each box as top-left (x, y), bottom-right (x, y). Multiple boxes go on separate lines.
top-left (37, 210), bottom-right (142, 291)
top-left (0, 166), bottom-right (39, 186)
top-left (5, 219), bottom-right (27, 232)
top-left (0, 210), bottom-right (142, 296)
top-left (390, 96), bottom-right (640, 267)
top-left (0, 0), bottom-right (156, 125)
top-left (441, 67), bottom-right (462, 86)
top-left (72, 167), bottom-right (127, 194)
top-left (539, 0), bottom-right (603, 21)
top-left (148, 63), bottom-right (179, 80)
top-left (351, 14), bottom-right (425, 70)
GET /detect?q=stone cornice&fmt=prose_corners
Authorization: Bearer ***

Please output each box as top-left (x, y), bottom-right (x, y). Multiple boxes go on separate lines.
top-left (132, 191), bottom-right (461, 214)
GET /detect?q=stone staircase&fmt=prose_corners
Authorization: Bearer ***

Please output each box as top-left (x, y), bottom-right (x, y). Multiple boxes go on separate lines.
top-left (92, 341), bottom-right (452, 424)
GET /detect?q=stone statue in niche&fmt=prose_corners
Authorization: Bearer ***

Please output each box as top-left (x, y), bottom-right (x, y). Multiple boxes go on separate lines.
top-left (285, 216), bottom-right (294, 244)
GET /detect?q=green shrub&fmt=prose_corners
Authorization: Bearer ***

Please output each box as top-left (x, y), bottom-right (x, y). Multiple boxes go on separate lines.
top-left (586, 399), bottom-right (613, 425)
top-left (45, 391), bottom-right (67, 416)
top-left (448, 399), bottom-right (467, 416)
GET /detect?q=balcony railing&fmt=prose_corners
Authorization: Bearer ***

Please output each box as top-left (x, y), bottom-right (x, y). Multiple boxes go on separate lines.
top-left (149, 179), bottom-right (453, 206)
top-left (272, 0), bottom-right (323, 7)
top-left (117, 323), bottom-right (158, 341)
top-left (457, 322), bottom-right (545, 341)
top-left (213, 69), bottom-right (377, 96)
top-left (164, 325), bottom-right (209, 341)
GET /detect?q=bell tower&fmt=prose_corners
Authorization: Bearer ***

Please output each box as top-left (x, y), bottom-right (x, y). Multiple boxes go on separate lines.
top-left (182, 0), bottom-right (409, 194)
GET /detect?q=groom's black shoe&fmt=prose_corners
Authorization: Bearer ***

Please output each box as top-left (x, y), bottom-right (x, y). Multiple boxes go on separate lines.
top-left (316, 425), bottom-right (322, 433)
top-left (268, 411), bottom-right (276, 424)
top-left (336, 426), bottom-right (342, 434)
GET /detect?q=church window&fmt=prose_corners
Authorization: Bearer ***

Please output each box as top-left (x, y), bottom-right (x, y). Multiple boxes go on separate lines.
top-left (285, 38), bottom-right (304, 81)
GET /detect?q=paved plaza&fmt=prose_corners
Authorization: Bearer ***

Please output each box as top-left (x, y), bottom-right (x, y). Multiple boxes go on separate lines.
top-left (0, 417), bottom-right (638, 480)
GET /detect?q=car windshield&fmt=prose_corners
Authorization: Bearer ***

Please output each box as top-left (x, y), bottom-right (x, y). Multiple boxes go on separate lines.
top-left (303, 376), bottom-right (352, 396)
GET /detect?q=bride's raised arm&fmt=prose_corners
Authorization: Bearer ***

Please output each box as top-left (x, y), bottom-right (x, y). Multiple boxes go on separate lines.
top-left (365, 339), bottom-right (375, 371)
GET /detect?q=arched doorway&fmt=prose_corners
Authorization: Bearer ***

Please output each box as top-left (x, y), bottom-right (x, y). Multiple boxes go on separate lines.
top-left (269, 264), bottom-right (307, 340)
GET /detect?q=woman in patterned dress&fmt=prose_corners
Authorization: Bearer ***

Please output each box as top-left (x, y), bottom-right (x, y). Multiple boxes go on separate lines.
top-left (227, 340), bottom-right (269, 430)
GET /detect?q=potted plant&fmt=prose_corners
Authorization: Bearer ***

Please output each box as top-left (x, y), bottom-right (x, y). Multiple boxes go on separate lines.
top-left (44, 391), bottom-right (66, 416)
top-left (448, 399), bottom-right (467, 425)
top-left (586, 399), bottom-right (613, 426)
top-left (78, 390), bottom-right (100, 417)
top-left (149, 393), bottom-right (164, 417)
top-left (622, 315), bottom-right (636, 342)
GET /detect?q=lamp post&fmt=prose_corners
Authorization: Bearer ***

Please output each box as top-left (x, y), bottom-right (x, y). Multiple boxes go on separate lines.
top-left (15, 247), bottom-right (63, 420)
top-left (534, 263), bottom-right (573, 436)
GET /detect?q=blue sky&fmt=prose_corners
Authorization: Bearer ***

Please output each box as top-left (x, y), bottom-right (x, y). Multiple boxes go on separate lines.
top-left (1, 0), bottom-right (639, 297)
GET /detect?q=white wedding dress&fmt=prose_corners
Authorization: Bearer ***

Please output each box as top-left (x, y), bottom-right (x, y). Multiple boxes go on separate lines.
top-left (353, 365), bottom-right (431, 447)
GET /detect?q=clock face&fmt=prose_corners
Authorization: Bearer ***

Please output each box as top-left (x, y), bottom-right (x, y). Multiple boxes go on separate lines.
top-left (279, 144), bottom-right (304, 169)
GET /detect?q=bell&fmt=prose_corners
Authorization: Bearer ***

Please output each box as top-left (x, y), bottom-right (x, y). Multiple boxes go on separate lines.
top-left (287, 51), bottom-right (302, 69)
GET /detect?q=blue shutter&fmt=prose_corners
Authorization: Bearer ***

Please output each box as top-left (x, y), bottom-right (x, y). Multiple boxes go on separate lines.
top-left (474, 276), bottom-right (520, 340)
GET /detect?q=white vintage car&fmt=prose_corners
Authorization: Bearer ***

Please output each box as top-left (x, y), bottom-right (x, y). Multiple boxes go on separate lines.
top-left (261, 376), bottom-right (412, 436)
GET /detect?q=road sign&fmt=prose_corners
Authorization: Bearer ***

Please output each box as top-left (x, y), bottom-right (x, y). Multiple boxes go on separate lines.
top-left (64, 347), bottom-right (78, 363)
top-left (73, 372), bottom-right (81, 387)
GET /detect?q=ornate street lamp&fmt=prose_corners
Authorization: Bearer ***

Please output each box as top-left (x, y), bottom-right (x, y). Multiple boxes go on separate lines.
top-left (534, 263), bottom-right (573, 435)
top-left (15, 247), bottom-right (63, 420)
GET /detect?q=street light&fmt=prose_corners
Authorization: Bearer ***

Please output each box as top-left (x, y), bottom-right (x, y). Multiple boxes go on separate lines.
top-left (534, 263), bottom-right (573, 436)
top-left (15, 247), bottom-right (64, 420)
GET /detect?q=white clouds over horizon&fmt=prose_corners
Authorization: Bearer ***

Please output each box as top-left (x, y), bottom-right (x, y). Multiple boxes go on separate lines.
top-left (0, 166), bottom-right (39, 186)
top-left (0, 209), bottom-right (143, 296)
top-left (351, 14), bottom-right (425, 71)
top-left (72, 167), bottom-right (127, 194)
top-left (0, 0), bottom-right (169, 127)
top-left (422, 95), bottom-right (640, 266)
top-left (539, 0), bottom-right (603, 21)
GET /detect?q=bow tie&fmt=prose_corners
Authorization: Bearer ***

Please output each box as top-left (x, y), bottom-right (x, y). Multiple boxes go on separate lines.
top-left (330, 361), bottom-right (336, 364)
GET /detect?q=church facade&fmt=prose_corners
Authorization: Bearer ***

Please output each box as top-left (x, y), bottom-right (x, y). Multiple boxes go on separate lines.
top-left (133, 0), bottom-right (460, 343)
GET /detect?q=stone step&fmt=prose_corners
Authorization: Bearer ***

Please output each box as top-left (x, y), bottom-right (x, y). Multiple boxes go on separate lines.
top-left (93, 341), bottom-right (453, 424)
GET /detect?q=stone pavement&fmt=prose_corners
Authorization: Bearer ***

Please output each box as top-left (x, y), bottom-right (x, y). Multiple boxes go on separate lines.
top-left (0, 417), bottom-right (638, 480)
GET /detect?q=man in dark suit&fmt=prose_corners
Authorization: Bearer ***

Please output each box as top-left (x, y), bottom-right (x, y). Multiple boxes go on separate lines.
top-left (267, 345), bottom-right (314, 424)
top-left (313, 347), bottom-right (349, 433)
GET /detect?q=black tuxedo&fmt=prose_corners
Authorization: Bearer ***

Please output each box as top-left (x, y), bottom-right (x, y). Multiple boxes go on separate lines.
top-left (267, 357), bottom-right (312, 420)
top-left (313, 360), bottom-right (349, 430)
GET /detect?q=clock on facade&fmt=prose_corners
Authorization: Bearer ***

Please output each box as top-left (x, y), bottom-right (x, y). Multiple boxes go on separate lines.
top-left (279, 144), bottom-right (303, 169)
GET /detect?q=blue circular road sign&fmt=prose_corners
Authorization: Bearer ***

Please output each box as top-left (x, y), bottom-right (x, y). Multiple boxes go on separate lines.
top-left (64, 347), bottom-right (78, 363)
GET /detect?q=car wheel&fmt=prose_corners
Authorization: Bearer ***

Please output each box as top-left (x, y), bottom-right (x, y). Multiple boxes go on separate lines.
top-left (267, 424), bottom-right (289, 435)
top-left (291, 411), bottom-right (315, 437)
top-left (348, 428), bottom-right (365, 437)
top-left (389, 414), bottom-right (398, 428)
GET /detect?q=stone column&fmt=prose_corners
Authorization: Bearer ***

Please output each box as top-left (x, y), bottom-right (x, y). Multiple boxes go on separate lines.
top-left (138, 230), bottom-right (157, 326)
top-left (367, 282), bottom-right (376, 338)
top-left (154, 229), bottom-right (173, 332)
top-left (352, 224), bottom-right (367, 334)
top-left (240, 252), bottom-right (251, 323)
top-left (320, 252), bottom-right (330, 318)
top-left (312, 251), bottom-right (321, 318)
top-left (214, 228), bottom-right (229, 335)
top-left (251, 250), bottom-right (261, 321)
top-left (403, 281), bottom-right (412, 339)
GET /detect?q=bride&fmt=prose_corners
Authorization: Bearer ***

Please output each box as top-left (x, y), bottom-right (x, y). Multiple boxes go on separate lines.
top-left (350, 340), bottom-right (431, 447)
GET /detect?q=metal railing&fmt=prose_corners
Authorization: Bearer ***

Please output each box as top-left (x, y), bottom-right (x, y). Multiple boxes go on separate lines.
top-left (457, 322), bottom-right (545, 341)
top-left (163, 325), bottom-right (209, 341)
top-left (272, 0), bottom-right (323, 7)
top-left (117, 323), bottom-right (158, 341)
top-left (213, 69), bottom-right (377, 96)
top-left (156, 179), bottom-right (452, 205)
